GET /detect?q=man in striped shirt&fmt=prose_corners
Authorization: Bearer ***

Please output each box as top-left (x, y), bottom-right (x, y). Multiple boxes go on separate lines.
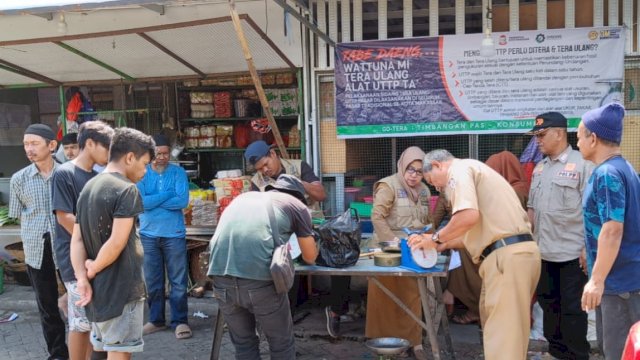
top-left (9, 123), bottom-right (68, 360)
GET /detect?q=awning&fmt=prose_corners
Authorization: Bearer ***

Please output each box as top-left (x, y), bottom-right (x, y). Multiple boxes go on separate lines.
top-left (0, 1), bottom-right (301, 87)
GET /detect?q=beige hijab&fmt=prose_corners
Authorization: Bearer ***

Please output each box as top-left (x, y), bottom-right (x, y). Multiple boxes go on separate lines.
top-left (396, 146), bottom-right (426, 203)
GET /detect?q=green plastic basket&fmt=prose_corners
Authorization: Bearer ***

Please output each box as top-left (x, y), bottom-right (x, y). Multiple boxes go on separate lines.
top-left (350, 202), bottom-right (372, 218)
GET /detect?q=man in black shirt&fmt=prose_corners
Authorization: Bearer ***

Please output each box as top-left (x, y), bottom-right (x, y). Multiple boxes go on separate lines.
top-left (70, 128), bottom-right (155, 359)
top-left (52, 121), bottom-right (113, 360)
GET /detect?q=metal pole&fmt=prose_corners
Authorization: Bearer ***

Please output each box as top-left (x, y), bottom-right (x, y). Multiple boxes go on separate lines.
top-left (59, 85), bottom-right (66, 134)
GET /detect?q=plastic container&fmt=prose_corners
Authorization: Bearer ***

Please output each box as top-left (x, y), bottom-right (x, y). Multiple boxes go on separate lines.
top-left (350, 201), bottom-right (372, 217)
top-left (344, 187), bottom-right (361, 210)
top-left (360, 219), bottom-right (373, 233)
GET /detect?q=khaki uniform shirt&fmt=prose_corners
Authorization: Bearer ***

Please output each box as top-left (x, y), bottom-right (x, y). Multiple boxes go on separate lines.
top-left (527, 146), bottom-right (593, 262)
top-left (371, 175), bottom-right (431, 243)
top-left (446, 159), bottom-right (531, 264)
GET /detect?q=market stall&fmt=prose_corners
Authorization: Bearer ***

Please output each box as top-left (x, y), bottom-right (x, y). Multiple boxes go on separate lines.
top-left (0, 1), bottom-right (309, 289)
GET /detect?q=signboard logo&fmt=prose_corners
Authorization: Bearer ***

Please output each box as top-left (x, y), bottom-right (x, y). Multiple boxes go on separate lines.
top-left (499, 35), bottom-right (507, 46)
top-left (588, 31), bottom-right (599, 40)
top-left (599, 29), bottom-right (621, 39)
top-left (536, 34), bottom-right (545, 43)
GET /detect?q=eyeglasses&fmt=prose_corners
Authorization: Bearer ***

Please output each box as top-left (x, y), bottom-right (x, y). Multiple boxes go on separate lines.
top-left (406, 166), bottom-right (423, 176)
top-left (534, 129), bottom-right (551, 138)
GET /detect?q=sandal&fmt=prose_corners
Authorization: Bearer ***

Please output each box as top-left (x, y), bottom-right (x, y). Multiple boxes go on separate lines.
top-left (143, 322), bottom-right (167, 335)
top-left (413, 345), bottom-right (428, 360)
top-left (175, 324), bottom-right (192, 339)
top-left (451, 312), bottom-right (479, 325)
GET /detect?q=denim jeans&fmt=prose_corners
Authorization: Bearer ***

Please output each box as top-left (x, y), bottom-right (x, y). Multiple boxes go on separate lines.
top-left (598, 291), bottom-right (640, 360)
top-left (141, 236), bottom-right (189, 328)
top-left (212, 276), bottom-right (295, 360)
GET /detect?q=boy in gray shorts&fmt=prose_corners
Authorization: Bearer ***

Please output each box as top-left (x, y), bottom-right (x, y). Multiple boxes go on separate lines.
top-left (52, 121), bottom-right (113, 360)
top-left (71, 128), bottom-right (155, 359)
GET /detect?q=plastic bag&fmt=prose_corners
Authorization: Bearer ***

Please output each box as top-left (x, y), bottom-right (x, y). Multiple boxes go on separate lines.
top-left (316, 209), bottom-right (361, 268)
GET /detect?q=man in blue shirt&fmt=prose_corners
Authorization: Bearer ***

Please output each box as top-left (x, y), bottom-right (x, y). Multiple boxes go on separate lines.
top-left (577, 102), bottom-right (640, 360)
top-left (136, 134), bottom-right (191, 339)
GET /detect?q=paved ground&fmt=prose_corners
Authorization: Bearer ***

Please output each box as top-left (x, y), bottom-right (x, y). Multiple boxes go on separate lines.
top-left (0, 282), bottom-right (603, 359)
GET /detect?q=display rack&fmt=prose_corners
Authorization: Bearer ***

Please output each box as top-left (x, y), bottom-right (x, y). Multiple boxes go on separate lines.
top-left (175, 69), bottom-right (304, 183)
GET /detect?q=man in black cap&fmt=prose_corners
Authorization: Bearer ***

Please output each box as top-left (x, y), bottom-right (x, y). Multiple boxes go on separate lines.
top-left (9, 123), bottom-right (69, 360)
top-left (136, 134), bottom-right (192, 339)
top-left (208, 174), bottom-right (318, 360)
top-left (526, 112), bottom-right (593, 359)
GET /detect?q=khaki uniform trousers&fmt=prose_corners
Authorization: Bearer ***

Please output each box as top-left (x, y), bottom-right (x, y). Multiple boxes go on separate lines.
top-left (478, 241), bottom-right (541, 360)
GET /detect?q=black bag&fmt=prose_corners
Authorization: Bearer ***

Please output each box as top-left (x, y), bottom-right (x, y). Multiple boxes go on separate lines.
top-left (316, 208), bottom-right (362, 268)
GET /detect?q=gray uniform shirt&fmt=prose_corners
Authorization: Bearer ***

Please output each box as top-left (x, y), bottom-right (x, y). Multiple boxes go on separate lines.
top-left (528, 146), bottom-right (593, 262)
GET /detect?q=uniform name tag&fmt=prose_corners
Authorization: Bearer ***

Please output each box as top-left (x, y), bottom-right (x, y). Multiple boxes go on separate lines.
top-left (556, 171), bottom-right (578, 180)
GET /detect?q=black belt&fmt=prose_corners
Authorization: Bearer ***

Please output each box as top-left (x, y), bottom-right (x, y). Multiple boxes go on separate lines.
top-left (480, 234), bottom-right (533, 260)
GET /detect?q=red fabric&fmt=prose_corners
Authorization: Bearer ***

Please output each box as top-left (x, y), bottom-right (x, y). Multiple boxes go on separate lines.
top-left (66, 93), bottom-right (82, 121)
top-left (485, 151), bottom-right (529, 200)
top-left (623, 321), bottom-right (640, 360)
top-left (522, 162), bottom-right (536, 191)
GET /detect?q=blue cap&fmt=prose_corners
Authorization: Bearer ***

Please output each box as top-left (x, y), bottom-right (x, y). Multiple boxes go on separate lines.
top-left (244, 140), bottom-right (271, 165)
top-left (582, 103), bottom-right (625, 144)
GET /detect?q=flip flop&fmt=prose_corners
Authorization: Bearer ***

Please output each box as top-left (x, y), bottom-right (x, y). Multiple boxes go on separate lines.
top-left (450, 312), bottom-right (479, 325)
top-left (143, 322), bottom-right (167, 335)
top-left (175, 324), bottom-right (192, 339)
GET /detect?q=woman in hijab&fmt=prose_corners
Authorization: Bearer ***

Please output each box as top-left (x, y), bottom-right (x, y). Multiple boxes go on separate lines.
top-left (485, 150), bottom-right (529, 209)
top-left (444, 150), bottom-right (530, 325)
top-left (366, 146), bottom-right (431, 360)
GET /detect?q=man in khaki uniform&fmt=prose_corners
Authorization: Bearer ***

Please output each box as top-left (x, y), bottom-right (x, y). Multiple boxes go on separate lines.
top-left (409, 149), bottom-right (541, 360)
top-left (527, 112), bottom-right (592, 360)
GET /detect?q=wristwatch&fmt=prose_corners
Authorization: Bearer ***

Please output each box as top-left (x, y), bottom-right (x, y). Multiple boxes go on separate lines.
top-left (431, 231), bottom-right (443, 244)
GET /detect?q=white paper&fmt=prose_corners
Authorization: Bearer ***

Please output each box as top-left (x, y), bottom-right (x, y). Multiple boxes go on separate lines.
top-left (448, 250), bottom-right (461, 270)
top-left (288, 233), bottom-right (301, 259)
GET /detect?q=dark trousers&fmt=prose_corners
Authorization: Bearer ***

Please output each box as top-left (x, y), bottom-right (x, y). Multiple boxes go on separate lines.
top-left (536, 259), bottom-right (589, 360)
top-left (212, 276), bottom-right (295, 360)
top-left (26, 234), bottom-right (68, 360)
top-left (328, 276), bottom-right (351, 315)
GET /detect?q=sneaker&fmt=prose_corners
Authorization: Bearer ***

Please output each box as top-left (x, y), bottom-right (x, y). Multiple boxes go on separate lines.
top-left (324, 306), bottom-right (340, 338)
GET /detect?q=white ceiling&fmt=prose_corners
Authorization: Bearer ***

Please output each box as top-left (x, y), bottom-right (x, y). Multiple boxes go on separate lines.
top-left (0, 1), bottom-right (302, 86)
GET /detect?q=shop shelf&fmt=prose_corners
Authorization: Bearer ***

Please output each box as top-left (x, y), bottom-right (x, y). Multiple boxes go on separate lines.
top-left (180, 115), bottom-right (298, 123)
top-left (184, 147), bottom-right (301, 153)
